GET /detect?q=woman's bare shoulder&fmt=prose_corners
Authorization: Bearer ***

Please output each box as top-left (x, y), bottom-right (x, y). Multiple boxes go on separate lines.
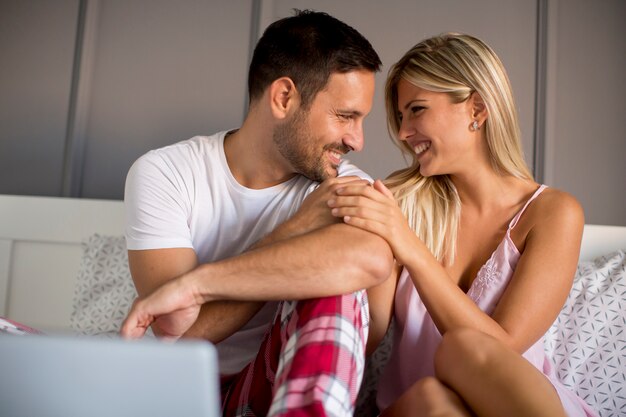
top-left (526, 186), bottom-right (585, 233)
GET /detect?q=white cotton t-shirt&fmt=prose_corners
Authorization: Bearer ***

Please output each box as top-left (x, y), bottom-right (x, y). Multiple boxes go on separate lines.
top-left (124, 131), bottom-right (371, 374)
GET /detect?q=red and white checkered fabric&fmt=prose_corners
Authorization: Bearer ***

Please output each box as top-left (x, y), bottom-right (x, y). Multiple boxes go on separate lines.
top-left (222, 290), bottom-right (369, 417)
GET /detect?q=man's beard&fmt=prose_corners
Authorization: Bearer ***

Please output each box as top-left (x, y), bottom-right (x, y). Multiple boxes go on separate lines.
top-left (273, 109), bottom-right (334, 183)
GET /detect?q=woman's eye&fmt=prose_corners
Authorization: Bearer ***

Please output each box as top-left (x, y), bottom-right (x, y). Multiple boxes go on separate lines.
top-left (411, 106), bottom-right (424, 114)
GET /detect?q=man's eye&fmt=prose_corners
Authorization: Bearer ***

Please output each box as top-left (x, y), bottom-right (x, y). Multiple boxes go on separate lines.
top-left (338, 113), bottom-right (353, 121)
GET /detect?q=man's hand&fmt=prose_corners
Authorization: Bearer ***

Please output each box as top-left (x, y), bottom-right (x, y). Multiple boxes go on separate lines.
top-left (121, 275), bottom-right (203, 341)
top-left (265, 176), bottom-right (371, 244)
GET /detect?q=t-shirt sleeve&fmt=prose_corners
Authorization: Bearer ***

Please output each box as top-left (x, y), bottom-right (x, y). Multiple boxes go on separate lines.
top-left (337, 160), bottom-right (374, 182)
top-left (124, 152), bottom-right (194, 250)
top-left (304, 160), bottom-right (374, 197)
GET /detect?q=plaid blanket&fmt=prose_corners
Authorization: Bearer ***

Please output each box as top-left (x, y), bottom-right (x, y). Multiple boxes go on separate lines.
top-left (222, 291), bottom-right (369, 417)
top-left (0, 317), bottom-right (43, 336)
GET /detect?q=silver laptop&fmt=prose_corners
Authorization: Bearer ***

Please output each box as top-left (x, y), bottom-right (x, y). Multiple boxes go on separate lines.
top-left (0, 334), bottom-right (221, 417)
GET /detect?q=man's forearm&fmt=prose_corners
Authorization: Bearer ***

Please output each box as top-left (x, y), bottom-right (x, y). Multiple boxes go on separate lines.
top-left (183, 300), bottom-right (265, 343)
top-left (181, 214), bottom-right (331, 342)
top-left (188, 223), bottom-right (394, 303)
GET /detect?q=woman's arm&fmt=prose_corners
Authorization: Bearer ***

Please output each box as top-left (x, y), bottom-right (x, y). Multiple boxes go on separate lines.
top-left (366, 264), bottom-right (399, 355)
top-left (490, 190), bottom-right (584, 351)
top-left (329, 181), bottom-right (584, 353)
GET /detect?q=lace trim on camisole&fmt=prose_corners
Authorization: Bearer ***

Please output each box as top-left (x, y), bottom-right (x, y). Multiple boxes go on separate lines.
top-left (466, 185), bottom-right (548, 302)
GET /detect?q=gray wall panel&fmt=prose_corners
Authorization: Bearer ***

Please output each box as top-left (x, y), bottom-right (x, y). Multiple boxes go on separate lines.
top-left (0, 0), bottom-right (79, 195)
top-left (80, 0), bottom-right (252, 199)
top-left (548, 0), bottom-right (626, 225)
top-left (1, 0), bottom-right (623, 225)
top-left (272, 0), bottom-right (537, 181)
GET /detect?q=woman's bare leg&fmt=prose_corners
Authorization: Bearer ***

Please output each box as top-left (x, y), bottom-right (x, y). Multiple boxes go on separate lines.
top-left (434, 328), bottom-right (567, 417)
top-left (380, 376), bottom-right (473, 417)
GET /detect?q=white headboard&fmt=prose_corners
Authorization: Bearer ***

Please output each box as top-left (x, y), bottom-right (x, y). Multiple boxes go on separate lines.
top-left (579, 224), bottom-right (626, 262)
top-left (0, 194), bottom-right (124, 331)
top-left (0, 194), bottom-right (625, 332)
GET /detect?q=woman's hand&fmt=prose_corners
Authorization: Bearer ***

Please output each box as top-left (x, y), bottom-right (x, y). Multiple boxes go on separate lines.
top-left (120, 275), bottom-right (203, 341)
top-left (278, 176), bottom-right (370, 238)
top-left (328, 179), bottom-right (424, 266)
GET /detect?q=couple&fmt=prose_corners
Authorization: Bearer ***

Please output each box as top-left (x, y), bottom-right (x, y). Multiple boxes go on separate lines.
top-left (121, 10), bottom-right (596, 417)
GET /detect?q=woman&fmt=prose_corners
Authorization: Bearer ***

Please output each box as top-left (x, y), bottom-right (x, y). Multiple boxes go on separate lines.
top-left (328, 33), bottom-right (597, 416)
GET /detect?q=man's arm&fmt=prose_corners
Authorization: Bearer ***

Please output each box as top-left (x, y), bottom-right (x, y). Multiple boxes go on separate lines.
top-left (129, 176), bottom-right (388, 341)
top-left (128, 248), bottom-right (266, 342)
top-left (123, 223), bottom-right (394, 340)
top-left (187, 223), bottom-right (393, 302)
top-left (129, 217), bottom-right (393, 342)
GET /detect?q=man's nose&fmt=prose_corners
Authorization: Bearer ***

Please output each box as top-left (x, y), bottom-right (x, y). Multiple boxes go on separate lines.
top-left (343, 123), bottom-right (364, 152)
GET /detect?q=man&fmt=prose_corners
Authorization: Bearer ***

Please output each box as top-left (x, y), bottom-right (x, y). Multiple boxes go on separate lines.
top-left (122, 10), bottom-right (394, 416)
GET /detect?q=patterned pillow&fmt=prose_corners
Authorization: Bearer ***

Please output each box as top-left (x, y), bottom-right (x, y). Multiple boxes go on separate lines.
top-left (544, 250), bottom-right (626, 417)
top-left (355, 322), bottom-right (394, 417)
top-left (70, 234), bottom-right (149, 337)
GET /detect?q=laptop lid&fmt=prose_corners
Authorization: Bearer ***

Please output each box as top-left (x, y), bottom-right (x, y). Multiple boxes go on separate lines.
top-left (0, 334), bottom-right (221, 417)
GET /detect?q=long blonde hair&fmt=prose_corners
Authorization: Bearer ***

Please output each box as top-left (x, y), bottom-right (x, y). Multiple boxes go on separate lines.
top-left (384, 33), bottom-right (533, 265)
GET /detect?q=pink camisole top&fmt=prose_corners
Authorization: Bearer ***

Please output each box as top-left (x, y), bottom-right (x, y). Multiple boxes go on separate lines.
top-left (376, 185), bottom-right (598, 417)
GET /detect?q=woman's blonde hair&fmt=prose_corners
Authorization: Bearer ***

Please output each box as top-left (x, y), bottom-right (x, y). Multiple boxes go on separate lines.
top-left (384, 33), bottom-right (533, 265)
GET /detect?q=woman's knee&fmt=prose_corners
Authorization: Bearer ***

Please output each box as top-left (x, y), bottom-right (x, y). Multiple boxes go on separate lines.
top-left (388, 377), bottom-right (471, 417)
top-left (384, 377), bottom-right (457, 416)
top-left (411, 376), bottom-right (447, 400)
top-left (435, 328), bottom-right (498, 379)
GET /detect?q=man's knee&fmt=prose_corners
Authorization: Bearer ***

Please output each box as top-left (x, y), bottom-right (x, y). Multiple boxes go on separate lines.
top-left (289, 291), bottom-right (368, 324)
top-left (280, 292), bottom-right (369, 346)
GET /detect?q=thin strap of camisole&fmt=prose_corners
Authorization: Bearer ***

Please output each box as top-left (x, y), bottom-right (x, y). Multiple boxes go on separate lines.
top-left (508, 184), bottom-right (548, 231)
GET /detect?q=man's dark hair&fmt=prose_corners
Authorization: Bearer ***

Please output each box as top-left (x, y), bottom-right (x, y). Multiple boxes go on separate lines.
top-left (248, 10), bottom-right (382, 108)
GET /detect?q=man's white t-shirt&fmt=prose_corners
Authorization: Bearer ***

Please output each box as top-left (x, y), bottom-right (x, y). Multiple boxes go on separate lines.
top-left (125, 131), bottom-right (371, 374)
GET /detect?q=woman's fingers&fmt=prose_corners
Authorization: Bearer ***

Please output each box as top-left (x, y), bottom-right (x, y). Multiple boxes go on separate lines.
top-left (373, 179), bottom-right (394, 198)
top-left (336, 183), bottom-right (382, 199)
top-left (328, 198), bottom-right (392, 227)
top-left (328, 188), bottom-right (397, 220)
top-left (329, 201), bottom-right (390, 237)
top-left (330, 183), bottom-right (391, 210)
top-left (329, 202), bottom-right (386, 223)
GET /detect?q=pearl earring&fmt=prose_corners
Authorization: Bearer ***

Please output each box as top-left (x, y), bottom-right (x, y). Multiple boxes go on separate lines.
top-left (471, 120), bottom-right (479, 131)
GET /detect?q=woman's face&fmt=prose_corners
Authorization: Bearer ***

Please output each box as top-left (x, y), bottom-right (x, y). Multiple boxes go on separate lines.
top-left (395, 78), bottom-right (479, 177)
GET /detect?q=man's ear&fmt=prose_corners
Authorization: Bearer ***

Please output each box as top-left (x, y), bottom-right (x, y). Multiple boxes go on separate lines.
top-left (269, 77), bottom-right (299, 120)
top-left (470, 92), bottom-right (488, 125)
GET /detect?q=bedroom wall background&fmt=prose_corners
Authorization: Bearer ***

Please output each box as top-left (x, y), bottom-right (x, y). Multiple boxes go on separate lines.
top-left (0, 0), bottom-right (624, 226)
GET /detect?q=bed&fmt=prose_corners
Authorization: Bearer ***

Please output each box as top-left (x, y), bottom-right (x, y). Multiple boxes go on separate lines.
top-left (0, 193), bottom-right (625, 416)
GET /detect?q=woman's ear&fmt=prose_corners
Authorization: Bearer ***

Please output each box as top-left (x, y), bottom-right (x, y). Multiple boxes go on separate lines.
top-left (470, 92), bottom-right (488, 126)
top-left (269, 77), bottom-right (299, 120)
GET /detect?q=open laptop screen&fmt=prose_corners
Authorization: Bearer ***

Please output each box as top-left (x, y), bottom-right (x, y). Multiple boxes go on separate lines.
top-left (0, 334), bottom-right (220, 417)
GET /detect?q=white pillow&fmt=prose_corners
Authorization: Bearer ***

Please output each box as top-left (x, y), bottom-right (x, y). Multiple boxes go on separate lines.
top-left (544, 250), bottom-right (626, 417)
top-left (70, 234), bottom-right (147, 337)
